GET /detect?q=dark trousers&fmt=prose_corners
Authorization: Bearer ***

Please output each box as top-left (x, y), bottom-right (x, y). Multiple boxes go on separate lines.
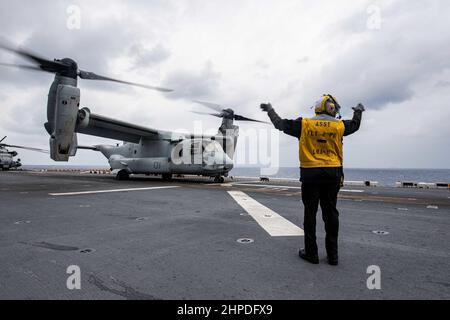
top-left (301, 181), bottom-right (340, 258)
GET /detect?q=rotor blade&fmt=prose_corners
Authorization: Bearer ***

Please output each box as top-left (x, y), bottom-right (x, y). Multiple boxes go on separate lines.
top-left (0, 136), bottom-right (6, 143)
top-left (0, 43), bottom-right (67, 73)
top-left (192, 100), bottom-right (269, 123)
top-left (78, 70), bottom-right (173, 92)
top-left (191, 111), bottom-right (223, 118)
top-left (233, 114), bottom-right (270, 124)
top-left (0, 62), bottom-right (44, 72)
top-left (192, 100), bottom-right (225, 112)
top-left (0, 43), bottom-right (173, 92)
top-left (0, 144), bottom-right (49, 153)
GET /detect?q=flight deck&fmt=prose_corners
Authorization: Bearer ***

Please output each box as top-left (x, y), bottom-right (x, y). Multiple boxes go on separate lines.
top-left (0, 170), bottom-right (449, 299)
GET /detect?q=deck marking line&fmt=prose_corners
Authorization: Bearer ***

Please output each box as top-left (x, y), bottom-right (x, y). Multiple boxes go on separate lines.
top-left (230, 183), bottom-right (364, 193)
top-left (49, 186), bottom-right (179, 196)
top-left (228, 190), bottom-right (304, 237)
top-left (231, 183), bottom-right (302, 190)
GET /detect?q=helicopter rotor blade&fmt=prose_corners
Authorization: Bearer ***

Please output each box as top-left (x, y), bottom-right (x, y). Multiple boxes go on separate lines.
top-left (192, 100), bottom-right (269, 123)
top-left (0, 43), bottom-right (67, 73)
top-left (78, 70), bottom-right (173, 92)
top-left (0, 136), bottom-right (6, 143)
top-left (0, 63), bottom-right (44, 72)
top-left (0, 143), bottom-right (49, 153)
top-left (0, 43), bottom-right (173, 92)
top-left (192, 100), bottom-right (225, 112)
top-left (233, 114), bottom-right (270, 124)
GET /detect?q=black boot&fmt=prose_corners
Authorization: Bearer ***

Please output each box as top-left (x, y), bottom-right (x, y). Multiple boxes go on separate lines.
top-left (327, 255), bottom-right (338, 266)
top-left (299, 249), bottom-right (319, 264)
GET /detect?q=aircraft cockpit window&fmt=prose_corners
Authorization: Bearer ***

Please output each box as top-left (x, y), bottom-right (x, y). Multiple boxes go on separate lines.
top-left (204, 141), bottom-right (221, 153)
top-left (190, 141), bottom-right (202, 155)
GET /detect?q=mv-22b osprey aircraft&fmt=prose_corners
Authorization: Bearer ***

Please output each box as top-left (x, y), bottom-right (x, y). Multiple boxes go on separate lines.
top-left (0, 44), bottom-right (267, 182)
top-left (0, 136), bottom-right (48, 170)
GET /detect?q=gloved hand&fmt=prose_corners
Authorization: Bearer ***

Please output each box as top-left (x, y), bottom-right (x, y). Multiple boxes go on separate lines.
top-left (260, 103), bottom-right (273, 112)
top-left (352, 103), bottom-right (365, 112)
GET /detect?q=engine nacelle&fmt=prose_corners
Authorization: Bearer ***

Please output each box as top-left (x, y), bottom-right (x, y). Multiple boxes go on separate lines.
top-left (49, 84), bottom-right (80, 161)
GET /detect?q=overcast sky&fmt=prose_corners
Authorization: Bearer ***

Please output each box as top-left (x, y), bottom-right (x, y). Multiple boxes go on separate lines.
top-left (0, 0), bottom-right (449, 169)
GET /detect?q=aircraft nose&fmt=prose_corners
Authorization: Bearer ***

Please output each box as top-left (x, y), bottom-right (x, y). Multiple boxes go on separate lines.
top-left (203, 152), bottom-right (233, 170)
top-left (223, 153), bottom-right (234, 170)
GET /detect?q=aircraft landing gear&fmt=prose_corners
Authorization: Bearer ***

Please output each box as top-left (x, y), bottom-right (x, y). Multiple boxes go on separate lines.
top-left (116, 169), bottom-right (130, 180)
top-left (214, 176), bottom-right (225, 183)
top-left (162, 173), bottom-right (172, 181)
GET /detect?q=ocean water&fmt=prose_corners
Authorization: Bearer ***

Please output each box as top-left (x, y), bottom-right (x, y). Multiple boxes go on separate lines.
top-left (229, 167), bottom-right (450, 186)
top-left (20, 165), bottom-right (450, 187)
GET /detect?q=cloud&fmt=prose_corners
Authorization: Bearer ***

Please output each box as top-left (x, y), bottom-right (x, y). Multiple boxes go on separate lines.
top-left (128, 43), bottom-right (171, 69)
top-left (163, 61), bottom-right (221, 100)
top-left (0, 0), bottom-right (173, 92)
top-left (297, 57), bottom-right (309, 64)
top-left (303, 0), bottom-right (450, 110)
top-left (435, 80), bottom-right (450, 88)
top-left (0, 0), bottom-right (449, 168)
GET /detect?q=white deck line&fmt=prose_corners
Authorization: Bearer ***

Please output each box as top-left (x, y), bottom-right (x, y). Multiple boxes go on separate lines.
top-left (228, 190), bottom-right (304, 237)
top-left (49, 186), bottom-right (179, 196)
top-left (231, 183), bottom-right (302, 190)
top-left (230, 182), bottom-right (364, 193)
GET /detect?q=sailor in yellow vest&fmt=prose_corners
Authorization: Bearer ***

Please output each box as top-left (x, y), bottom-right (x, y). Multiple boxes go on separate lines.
top-left (261, 95), bottom-right (365, 265)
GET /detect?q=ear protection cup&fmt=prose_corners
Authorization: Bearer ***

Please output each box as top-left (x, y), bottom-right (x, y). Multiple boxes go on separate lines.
top-left (325, 102), bottom-right (336, 115)
top-left (314, 94), bottom-right (341, 118)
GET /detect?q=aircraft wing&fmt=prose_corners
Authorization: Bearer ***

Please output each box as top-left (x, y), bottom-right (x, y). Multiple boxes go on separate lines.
top-left (75, 109), bottom-right (159, 143)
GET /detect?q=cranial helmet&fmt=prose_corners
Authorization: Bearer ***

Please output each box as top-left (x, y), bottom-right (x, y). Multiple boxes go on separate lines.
top-left (314, 94), bottom-right (341, 118)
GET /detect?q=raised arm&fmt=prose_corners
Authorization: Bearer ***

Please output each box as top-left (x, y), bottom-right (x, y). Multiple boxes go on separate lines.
top-left (260, 103), bottom-right (302, 139)
top-left (343, 103), bottom-right (365, 136)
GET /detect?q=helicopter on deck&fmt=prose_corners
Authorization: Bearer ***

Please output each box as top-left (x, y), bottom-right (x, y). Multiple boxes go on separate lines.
top-left (0, 44), bottom-right (267, 181)
top-left (0, 136), bottom-right (48, 170)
